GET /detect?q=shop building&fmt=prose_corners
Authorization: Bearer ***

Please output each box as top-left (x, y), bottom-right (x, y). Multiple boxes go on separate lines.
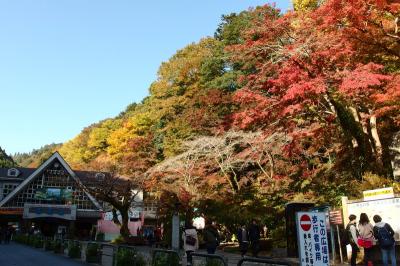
top-left (0, 152), bottom-right (104, 239)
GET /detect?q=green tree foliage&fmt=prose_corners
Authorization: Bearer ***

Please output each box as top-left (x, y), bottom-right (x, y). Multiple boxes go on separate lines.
top-left (13, 144), bottom-right (61, 167)
top-left (0, 147), bottom-right (15, 168)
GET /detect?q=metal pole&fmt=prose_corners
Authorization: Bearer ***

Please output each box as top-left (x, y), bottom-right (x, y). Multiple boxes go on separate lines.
top-left (329, 209), bottom-right (336, 264)
top-left (336, 224), bottom-right (343, 263)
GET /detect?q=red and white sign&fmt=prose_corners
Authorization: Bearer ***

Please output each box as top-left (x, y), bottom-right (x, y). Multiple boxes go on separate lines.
top-left (300, 214), bottom-right (312, 231)
top-left (296, 212), bottom-right (329, 266)
top-left (329, 210), bottom-right (343, 225)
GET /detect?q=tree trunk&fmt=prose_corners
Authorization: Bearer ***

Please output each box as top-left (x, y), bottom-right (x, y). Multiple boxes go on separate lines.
top-left (119, 208), bottom-right (130, 240)
top-left (390, 132), bottom-right (400, 180)
top-left (369, 115), bottom-right (383, 161)
top-left (328, 96), bottom-right (374, 176)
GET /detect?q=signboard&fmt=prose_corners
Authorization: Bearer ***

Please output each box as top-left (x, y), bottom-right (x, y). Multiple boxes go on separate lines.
top-left (23, 204), bottom-right (76, 220)
top-left (346, 197), bottom-right (400, 241)
top-left (329, 210), bottom-right (343, 225)
top-left (0, 208), bottom-right (23, 215)
top-left (363, 187), bottom-right (394, 201)
top-left (34, 187), bottom-right (73, 201)
top-left (296, 212), bottom-right (330, 266)
top-left (103, 207), bottom-right (142, 222)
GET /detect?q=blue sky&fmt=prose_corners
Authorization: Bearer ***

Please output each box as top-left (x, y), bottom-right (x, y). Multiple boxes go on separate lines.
top-left (0, 0), bottom-right (291, 155)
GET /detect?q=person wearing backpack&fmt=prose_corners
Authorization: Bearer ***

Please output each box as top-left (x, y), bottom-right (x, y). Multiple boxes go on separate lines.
top-left (182, 221), bottom-right (199, 266)
top-left (237, 223), bottom-right (249, 257)
top-left (204, 221), bottom-right (220, 254)
top-left (345, 214), bottom-right (361, 266)
top-left (373, 215), bottom-right (396, 266)
top-left (359, 213), bottom-right (375, 266)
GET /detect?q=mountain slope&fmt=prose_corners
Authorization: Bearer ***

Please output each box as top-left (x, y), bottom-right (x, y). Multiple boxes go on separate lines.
top-left (0, 147), bottom-right (16, 168)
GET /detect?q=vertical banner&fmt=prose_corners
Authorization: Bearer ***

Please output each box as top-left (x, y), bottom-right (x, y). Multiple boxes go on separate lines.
top-left (296, 212), bottom-right (329, 266)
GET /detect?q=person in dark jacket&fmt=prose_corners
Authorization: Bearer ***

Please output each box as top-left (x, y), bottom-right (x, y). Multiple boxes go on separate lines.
top-left (347, 214), bottom-right (360, 266)
top-left (204, 221), bottom-right (220, 254)
top-left (373, 215), bottom-right (396, 266)
top-left (249, 219), bottom-right (261, 257)
top-left (237, 223), bottom-right (249, 257)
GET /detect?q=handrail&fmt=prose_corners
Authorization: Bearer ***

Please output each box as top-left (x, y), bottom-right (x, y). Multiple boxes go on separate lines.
top-left (237, 257), bottom-right (292, 266)
top-left (191, 252), bottom-right (228, 266)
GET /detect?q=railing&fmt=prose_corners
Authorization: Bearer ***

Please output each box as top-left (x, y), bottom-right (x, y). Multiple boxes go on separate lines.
top-left (237, 257), bottom-right (292, 266)
top-left (13, 236), bottom-right (297, 266)
top-left (101, 243), bottom-right (117, 266)
top-left (191, 252), bottom-right (228, 266)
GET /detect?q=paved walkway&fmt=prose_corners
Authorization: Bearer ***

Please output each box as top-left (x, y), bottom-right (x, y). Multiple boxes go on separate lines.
top-left (0, 243), bottom-right (88, 266)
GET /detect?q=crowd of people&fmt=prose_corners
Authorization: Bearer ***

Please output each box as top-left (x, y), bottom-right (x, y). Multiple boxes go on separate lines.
top-left (346, 213), bottom-right (397, 266)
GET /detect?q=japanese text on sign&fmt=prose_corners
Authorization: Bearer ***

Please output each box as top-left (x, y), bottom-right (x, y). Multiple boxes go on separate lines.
top-left (297, 212), bottom-right (329, 266)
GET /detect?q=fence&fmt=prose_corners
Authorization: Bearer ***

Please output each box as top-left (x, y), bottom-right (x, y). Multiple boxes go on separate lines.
top-left (13, 237), bottom-right (295, 266)
top-left (237, 257), bottom-right (291, 266)
top-left (191, 252), bottom-right (228, 266)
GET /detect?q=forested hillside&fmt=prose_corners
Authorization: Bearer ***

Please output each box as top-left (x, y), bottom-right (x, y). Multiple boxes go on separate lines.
top-left (13, 143), bottom-right (62, 167)
top-left (0, 147), bottom-right (15, 168)
top-left (15, 0), bottom-right (400, 235)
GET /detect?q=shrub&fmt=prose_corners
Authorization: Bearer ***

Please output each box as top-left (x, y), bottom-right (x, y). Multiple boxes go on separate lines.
top-left (116, 247), bottom-right (147, 266)
top-left (111, 235), bottom-right (125, 244)
top-left (95, 232), bottom-right (105, 242)
top-left (85, 243), bottom-right (100, 263)
top-left (68, 241), bottom-right (81, 258)
top-left (45, 240), bottom-right (54, 251)
top-left (28, 236), bottom-right (36, 246)
top-left (53, 240), bottom-right (63, 253)
top-left (152, 252), bottom-right (180, 266)
top-left (33, 238), bottom-right (44, 248)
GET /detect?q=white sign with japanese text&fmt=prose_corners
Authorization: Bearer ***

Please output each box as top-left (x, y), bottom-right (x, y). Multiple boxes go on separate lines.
top-left (296, 212), bottom-right (330, 266)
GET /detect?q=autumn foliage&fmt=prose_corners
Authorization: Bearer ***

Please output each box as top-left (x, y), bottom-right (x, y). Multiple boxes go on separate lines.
top-left (16, 0), bottom-right (400, 237)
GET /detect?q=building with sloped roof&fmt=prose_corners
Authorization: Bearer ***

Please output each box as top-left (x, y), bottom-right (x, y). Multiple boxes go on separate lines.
top-left (0, 152), bottom-right (107, 239)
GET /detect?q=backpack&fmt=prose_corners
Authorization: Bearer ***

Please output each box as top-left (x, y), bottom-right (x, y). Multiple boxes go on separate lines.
top-left (342, 223), bottom-right (358, 245)
top-left (376, 224), bottom-right (395, 249)
top-left (185, 234), bottom-right (196, 246)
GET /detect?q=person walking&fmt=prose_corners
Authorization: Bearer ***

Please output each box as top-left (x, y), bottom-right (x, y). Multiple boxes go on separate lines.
top-left (373, 215), bottom-right (396, 266)
top-left (204, 221), bottom-right (220, 254)
top-left (249, 219), bottom-right (261, 257)
top-left (346, 214), bottom-right (360, 266)
top-left (237, 223), bottom-right (249, 257)
top-left (358, 213), bottom-right (375, 266)
top-left (182, 221), bottom-right (199, 266)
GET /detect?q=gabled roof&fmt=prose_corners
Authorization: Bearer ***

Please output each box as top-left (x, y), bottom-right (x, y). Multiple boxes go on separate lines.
top-left (0, 152), bottom-right (102, 210)
top-left (0, 167), bottom-right (36, 180)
